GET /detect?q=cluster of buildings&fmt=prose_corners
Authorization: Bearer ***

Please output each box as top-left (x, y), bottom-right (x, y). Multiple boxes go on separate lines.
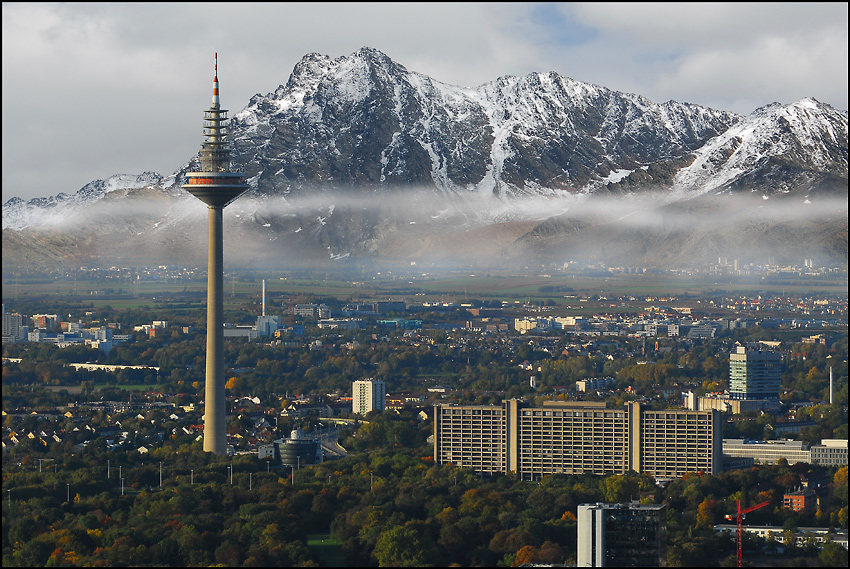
top-left (512, 310), bottom-right (843, 338)
top-left (722, 438), bottom-right (848, 467)
top-left (3, 306), bottom-right (188, 354)
top-left (433, 400), bottom-right (721, 482)
top-left (433, 343), bottom-right (847, 481)
top-left (2, 305), bottom-right (134, 354)
top-left (575, 498), bottom-right (847, 567)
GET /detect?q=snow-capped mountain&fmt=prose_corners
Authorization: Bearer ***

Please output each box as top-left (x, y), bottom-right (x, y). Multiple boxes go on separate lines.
top-left (3, 48), bottom-right (847, 271)
top-left (673, 98), bottom-right (848, 198)
top-left (3, 172), bottom-right (167, 231)
top-left (226, 47), bottom-right (740, 198)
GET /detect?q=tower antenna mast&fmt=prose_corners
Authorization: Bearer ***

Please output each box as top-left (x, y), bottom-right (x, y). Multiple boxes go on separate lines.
top-left (182, 53), bottom-right (249, 454)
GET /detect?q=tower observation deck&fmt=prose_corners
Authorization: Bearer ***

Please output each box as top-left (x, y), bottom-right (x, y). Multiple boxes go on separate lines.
top-left (183, 52), bottom-right (248, 207)
top-left (183, 53), bottom-right (249, 454)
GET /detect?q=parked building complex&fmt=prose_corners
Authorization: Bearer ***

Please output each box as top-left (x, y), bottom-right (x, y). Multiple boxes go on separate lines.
top-left (434, 400), bottom-right (722, 480)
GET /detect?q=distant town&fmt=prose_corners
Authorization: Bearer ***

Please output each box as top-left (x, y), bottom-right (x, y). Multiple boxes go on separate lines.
top-left (2, 267), bottom-right (847, 566)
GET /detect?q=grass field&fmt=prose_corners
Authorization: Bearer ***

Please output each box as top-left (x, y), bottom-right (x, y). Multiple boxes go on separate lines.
top-left (306, 534), bottom-right (346, 567)
top-left (3, 271), bottom-right (846, 308)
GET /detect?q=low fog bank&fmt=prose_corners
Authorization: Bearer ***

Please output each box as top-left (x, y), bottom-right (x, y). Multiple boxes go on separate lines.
top-left (2, 184), bottom-right (846, 273)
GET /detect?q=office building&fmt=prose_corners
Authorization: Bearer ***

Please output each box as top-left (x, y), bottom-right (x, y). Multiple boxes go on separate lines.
top-left (577, 502), bottom-right (666, 567)
top-left (729, 343), bottom-right (781, 400)
top-left (683, 391), bottom-right (781, 414)
top-left (810, 439), bottom-right (848, 466)
top-left (722, 438), bottom-right (847, 467)
top-left (576, 377), bottom-right (616, 392)
top-left (258, 429), bottom-right (321, 467)
top-left (434, 400), bottom-right (721, 480)
top-left (722, 439), bottom-right (811, 465)
top-left (637, 407), bottom-right (723, 480)
top-left (352, 379), bottom-right (386, 415)
top-left (2, 310), bottom-right (24, 343)
top-left (434, 403), bottom-right (507, 474)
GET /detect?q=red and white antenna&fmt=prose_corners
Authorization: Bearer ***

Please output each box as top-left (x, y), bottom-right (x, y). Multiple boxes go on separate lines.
top-left (212, 52), bottom-right (220, 108)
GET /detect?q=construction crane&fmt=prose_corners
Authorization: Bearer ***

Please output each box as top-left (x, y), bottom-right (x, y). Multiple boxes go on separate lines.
top-left (725, 498), bottom-right (770, 567)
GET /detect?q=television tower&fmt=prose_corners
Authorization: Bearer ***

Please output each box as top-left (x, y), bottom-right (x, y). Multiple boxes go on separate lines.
top-left (183, 53), bottom-right (249, 454)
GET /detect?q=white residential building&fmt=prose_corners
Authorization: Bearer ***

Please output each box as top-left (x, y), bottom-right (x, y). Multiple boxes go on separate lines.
top-left (352, 379), bottom-right (386, 415)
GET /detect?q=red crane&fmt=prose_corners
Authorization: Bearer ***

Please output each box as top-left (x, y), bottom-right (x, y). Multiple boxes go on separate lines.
top-left (725, 498), bottom-right (770, 567)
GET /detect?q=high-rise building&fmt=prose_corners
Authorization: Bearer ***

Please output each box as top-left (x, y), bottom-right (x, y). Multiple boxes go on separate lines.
top-left (183, 54), bottom-right (249, 454)
top-left (434, 400), bottom-right (721, 480)
top-left (729, 343), bottom-right (782, 400)
top-left (577, 502), bottom-right (666, 567)
top-left (2, 305), bottom-right (24, 342)
top-left (352, 379), bottom-right (386, 415)
top-left (634, 406), bottom-right (723, 480)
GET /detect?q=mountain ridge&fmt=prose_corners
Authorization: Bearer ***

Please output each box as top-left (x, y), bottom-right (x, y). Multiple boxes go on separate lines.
top-left (3, 47), bottom-right (847, 272)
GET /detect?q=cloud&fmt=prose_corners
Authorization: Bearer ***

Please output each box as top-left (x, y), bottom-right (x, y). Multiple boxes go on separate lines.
top-left (543, 2), bottom-right (849, 112)
top-left (2, 2), bottom-right (847, 204)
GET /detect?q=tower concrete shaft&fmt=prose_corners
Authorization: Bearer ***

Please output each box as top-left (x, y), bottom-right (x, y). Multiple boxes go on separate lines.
top-left (204, 205), bottom-right (225, 453)
top-left (183, 53), bottom-right (249, 454)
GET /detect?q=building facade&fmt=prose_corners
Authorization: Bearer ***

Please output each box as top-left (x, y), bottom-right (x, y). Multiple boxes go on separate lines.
top-left (729, 344), bottom-right (782, 400)
top-left (811, 439), bottom-right (848, 466)
top-left (637, 408), bottom-right (723, 480)
top-left (577, 502), bottom-right (666, 567)
top-left (434, 400), bottom-right (721, 480)
top-left (783, 488), bottom-right (817, 514)
top-left (352, 379), bottom-right (386, 415)
top-left (433, 403), bottom-right (507, 474)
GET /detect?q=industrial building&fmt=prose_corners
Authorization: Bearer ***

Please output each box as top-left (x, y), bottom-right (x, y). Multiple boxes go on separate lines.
top-left (258, 429), bottom-right (322, 467)
top-left (577, 502), bottom-right (666, 567)
top-left (434, 400), bottom-right (722, 480)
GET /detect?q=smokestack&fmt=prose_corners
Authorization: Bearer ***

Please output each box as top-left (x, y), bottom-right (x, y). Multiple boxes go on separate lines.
top-left (830, 366), bottom-right (833, 405)
top-left (262, 279), bottom-right (266, 317)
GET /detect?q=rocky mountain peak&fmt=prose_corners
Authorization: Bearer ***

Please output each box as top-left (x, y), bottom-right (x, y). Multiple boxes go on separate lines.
top-left (3, 49), bottom-right (846, 271)
top-left (673, 97), bottom-right (848, 197)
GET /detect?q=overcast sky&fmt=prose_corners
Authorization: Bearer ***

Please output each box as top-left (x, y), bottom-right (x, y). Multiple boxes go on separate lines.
top-left (3, 2), bottom-right (847, 203)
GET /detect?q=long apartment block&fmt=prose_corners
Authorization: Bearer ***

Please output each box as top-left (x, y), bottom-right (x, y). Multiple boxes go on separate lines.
top-left (434, 400), bottom-right (721, 480)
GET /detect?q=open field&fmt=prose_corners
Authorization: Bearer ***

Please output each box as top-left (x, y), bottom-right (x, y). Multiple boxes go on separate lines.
top-left (2, 271), bottom-right (846, 308)
top-left (306, 534), bottom-right (346, 567)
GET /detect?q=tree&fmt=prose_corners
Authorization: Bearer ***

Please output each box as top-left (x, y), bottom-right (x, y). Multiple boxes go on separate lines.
top-left (696, 498), bottom-right (718, 530)
top-left (373, 525), bottom-right (438, 567)
top-left (513, 541), bottom-right (565, 566)
top-left (603, 473), bottom-right (641, 503)
top-left (818, 541), bottom-right (846, 567)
